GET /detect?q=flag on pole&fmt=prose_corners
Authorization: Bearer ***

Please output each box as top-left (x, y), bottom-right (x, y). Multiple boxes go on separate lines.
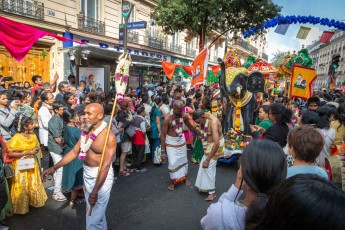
top-left (183, 66), bottom-right (193, 76)
top-left (162, 61), bottom-right (177, 79)
top-left (290, 64), bottom-right (317, 100)
top-left (320, 31), bottom-right (335, 43)
top-left (191, 48), bottom-right (209, 88)
top-left (296, 26), bottom-right (311, 39)
top-left (210, 65), bottom-right (220, 77)
top-left (274, 24), bottom-right (290, 35)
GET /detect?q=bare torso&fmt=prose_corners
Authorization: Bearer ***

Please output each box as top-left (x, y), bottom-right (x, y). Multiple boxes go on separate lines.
top-left (205, 115), bottom-right (223, 143)
top-left (83, 129), bottom-right (116, 167)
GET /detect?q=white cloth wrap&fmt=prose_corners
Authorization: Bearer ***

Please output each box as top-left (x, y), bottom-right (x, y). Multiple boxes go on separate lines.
top-left (84, 164), bottom-right (114, 230)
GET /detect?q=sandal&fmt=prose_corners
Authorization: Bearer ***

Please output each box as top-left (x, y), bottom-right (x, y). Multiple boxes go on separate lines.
top-left (125, 168), bottom-right (134, 173)
top-left (119, 170), bottom-right (130, 176)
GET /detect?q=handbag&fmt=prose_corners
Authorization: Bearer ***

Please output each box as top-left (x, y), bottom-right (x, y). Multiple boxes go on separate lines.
top-left (17, 157), bottom-right (35, 171)
top-left (153, 139), bottom-right (162, 165)
top-left (125, 124), bottom-right (136, 137)
top-left (4, 163), bottom-right (14, 178)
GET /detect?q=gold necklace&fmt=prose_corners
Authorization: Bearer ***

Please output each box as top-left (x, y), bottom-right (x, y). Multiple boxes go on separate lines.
top-left (229, 92), bottom-right (253, 107)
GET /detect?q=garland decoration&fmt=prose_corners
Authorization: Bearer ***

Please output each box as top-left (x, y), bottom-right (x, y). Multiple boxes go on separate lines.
top-left (170, 109), bottom-right (184, 138)
top-left (199, 119), bottom-right (209, 151)
top-left (79, 121), bottom-right (108, 160)
top-left (243, 15), bottom-right (345, 39)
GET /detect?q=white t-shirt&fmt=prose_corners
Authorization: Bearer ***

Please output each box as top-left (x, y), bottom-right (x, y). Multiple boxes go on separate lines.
top-left (38, 106), bottom-right (53, 146)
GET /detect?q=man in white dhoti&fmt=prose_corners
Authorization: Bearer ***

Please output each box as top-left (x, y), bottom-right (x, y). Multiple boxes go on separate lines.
top-left (161, 100), bottom-right (199, 191)
top-left (43, 103), bottom-right (117, 229)
top-left (193, 110), bottom-right (224, 201)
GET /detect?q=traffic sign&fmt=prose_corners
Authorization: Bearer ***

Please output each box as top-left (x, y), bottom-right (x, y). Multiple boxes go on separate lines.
top-left (122, 1), bottom-right (131, 17)
top-left (119, 21), bottom-right (147, 30)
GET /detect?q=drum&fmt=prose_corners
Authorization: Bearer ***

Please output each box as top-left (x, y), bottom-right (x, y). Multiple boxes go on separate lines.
top-left (325, 154), bottom-right (345, 192)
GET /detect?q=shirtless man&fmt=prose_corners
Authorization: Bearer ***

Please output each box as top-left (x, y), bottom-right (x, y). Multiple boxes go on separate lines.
top-left (42, 103), bottom-right (116, 230)
top-left (161, 100), bottom-right (199, 191)
top-left (193, 109), bottom-right (224, 201)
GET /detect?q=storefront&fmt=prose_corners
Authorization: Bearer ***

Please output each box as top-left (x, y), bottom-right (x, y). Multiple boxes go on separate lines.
top-left (0, 43), bottom-right (52, 86)
top-left (66, 34), bottom-right (171, 90)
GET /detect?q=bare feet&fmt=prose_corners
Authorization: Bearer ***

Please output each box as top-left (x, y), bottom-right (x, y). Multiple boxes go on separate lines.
top-left (185, 179), bottom-right (191, 187)
top-left (168, 184), bottom-right (175, 191)
top-left (205, 193), bottom-right (217, 201)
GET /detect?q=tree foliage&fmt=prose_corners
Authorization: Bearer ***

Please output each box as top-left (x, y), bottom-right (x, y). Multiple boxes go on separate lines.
top-left (271, 50), bottom-right (288, 68)
top-left (153, 0), bottom-right (282, 51)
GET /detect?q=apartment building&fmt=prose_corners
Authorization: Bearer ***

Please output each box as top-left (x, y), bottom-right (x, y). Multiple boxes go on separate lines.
top-left (0, 0), bottom-right (268, 89)
top-left (308, 30), bottom-right (345, 89)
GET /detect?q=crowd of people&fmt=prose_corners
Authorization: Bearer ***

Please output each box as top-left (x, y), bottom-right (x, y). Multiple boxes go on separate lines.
top-left (0, 72), bottom-right (345, 229)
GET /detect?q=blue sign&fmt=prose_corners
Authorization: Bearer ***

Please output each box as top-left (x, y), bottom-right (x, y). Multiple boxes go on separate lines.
top-left (126, 21), bottom-right (147, 30)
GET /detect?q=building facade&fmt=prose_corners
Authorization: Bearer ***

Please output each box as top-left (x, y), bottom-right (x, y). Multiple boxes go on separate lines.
top-left (308, 30), bottom-right (345, 89)
top-left (0, 0), bottom-right (269, 90)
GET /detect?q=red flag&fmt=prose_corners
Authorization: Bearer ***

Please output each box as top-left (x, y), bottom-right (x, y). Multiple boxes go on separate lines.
top-left (191, 48), bottom-right (209, 88)
top-left (320, 31), bottom-right (335, 44)
top-left (182, 66), bottom-right (193, 75)
top-left (210, 65), bottom-right (220, 76)
top-left (161, 61), bottom-right (176, 79)
top-left (0, 15), bottom-right (83, 62)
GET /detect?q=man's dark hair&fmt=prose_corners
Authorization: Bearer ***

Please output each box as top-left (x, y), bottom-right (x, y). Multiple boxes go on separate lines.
top-left (68, 75), bottom-right (75, 81)
top-left (307, 96), bottom-right (321, 106)
top-left (32, 75), bottom-right (42, 84)
top-left (142, 95), bottom-right (149, 104)
top-left (195, 92), bottom-right (202, 100)
top-left (193, 109), bottom-right (205, 121)
top-left (79, 80), bottom-right (86, 85)
top-left (58, 81), bottom-right (69, 91)
top-left (288, 125), bottom-right (323, 162)
top-left (136, 105), bottom-right (145, 115)
top-left (52, 101), bottom-right (66, 111)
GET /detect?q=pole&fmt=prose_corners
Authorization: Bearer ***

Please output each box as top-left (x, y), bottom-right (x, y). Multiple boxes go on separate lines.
top-left (88, 92), bottom-right (119, 216)
top-left (123, 4), bottom-right (134, 53)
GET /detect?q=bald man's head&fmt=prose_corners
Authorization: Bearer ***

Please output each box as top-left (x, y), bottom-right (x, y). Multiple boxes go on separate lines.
top-left (172, 100), bottom-right (184, 116)
top-left (83, 103), bottom-right (105, 131)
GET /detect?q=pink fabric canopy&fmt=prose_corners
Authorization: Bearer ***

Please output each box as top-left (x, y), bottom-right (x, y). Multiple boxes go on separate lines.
top-left (0, 15), bottom-right (82, 62)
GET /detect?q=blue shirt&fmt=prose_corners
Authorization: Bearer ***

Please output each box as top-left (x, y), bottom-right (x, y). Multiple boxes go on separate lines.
top-left (287, 165), bottom-right (328, 180)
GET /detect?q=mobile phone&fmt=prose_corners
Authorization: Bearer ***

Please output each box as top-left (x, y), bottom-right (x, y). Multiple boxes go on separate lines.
top-left (74, 98), bottom-right (78, 104)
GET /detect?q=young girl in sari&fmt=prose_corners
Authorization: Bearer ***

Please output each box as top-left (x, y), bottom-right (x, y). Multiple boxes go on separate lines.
top-left (7, 115), bottom-right (47, 214)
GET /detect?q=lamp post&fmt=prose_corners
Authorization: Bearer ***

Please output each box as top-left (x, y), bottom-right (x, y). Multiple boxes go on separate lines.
top-left (122, 1), bottom-right (134, 53)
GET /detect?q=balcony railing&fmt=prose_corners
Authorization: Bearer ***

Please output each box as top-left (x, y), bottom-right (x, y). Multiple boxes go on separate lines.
top-left (127, 31), bottom-right (139, 43)
top-left (77, 13), bottom-right (105, 35)
top-left (233, 38), bottom-right (258, 55)
top-left (0, 0), bottom-right (44, 20)
top-left (186, 49), bottom-right (196, 57)
top-left (148, 36), bottom-right (164, 50)
top-left (170, 44), bottom-right (182, 53)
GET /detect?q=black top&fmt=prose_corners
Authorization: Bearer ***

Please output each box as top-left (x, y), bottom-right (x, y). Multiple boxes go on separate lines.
top-left (262, 123), bottom-right (289, 147)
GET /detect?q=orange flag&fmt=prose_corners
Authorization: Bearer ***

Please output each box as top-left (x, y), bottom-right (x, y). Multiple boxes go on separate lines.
top-left (210, 65), bottom-right (220, 76)
top-left (290, 64), bottom-right (317, 100)
top-left (162, 61), bottom-right (176, 79)
top-left (191, 48), bottom-right (209, 88)
top-left (183, 66), bottom-right (193, 76)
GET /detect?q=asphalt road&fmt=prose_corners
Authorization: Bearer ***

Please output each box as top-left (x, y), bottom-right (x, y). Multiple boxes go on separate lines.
top-left (6, 153), bottom-right (238, 230)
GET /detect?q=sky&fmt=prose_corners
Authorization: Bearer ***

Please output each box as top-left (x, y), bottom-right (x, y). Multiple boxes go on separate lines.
top-left (266, 0), bottom-right (345, 61)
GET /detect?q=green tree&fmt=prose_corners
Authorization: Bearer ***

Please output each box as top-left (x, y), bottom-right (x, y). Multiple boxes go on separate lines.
top-left (153, 0), bottom-right (282, 52)
top-left (271, 50), bottom-right (287, 68)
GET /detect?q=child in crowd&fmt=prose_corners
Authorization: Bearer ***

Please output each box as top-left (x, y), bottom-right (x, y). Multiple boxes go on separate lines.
top-left (287, 125), bottom-right (328, 179)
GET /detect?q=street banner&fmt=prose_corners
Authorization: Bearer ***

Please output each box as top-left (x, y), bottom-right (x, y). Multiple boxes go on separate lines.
top-left (191, 48), bottom-right (209, 88)
top-left (274, 24), bottom-right (290, 35)
top-left (162, 61), bottom-right (177, 79)
top-left (290, 64), bottom-right (317, 100)
top-left (320, 31), bottom-right (335, 43)
top-left (296, 26), bottom-right (311, 39)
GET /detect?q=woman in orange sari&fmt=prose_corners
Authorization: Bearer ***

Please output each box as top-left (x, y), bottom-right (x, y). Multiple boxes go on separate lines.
top-left (7, 115), bottom-right (47, 214)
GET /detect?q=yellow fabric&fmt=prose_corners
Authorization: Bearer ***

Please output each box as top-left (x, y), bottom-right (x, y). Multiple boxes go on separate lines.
top-left (8, 133), bottom-right (47, 214)
top-left (331, 120), bottom-right (345, 145)
top-left (290, 65), bottom-right (317, 99)
top-left (204, 137), bottom-right (225, 160)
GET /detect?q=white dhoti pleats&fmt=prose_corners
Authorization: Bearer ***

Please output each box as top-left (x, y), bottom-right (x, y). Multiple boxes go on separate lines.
top-left (84, 164), bottom-right (114, 230)
top-left (166, 135), bottom-right (188, 184)
top-left (195, 155), bottom-right (217, 193)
